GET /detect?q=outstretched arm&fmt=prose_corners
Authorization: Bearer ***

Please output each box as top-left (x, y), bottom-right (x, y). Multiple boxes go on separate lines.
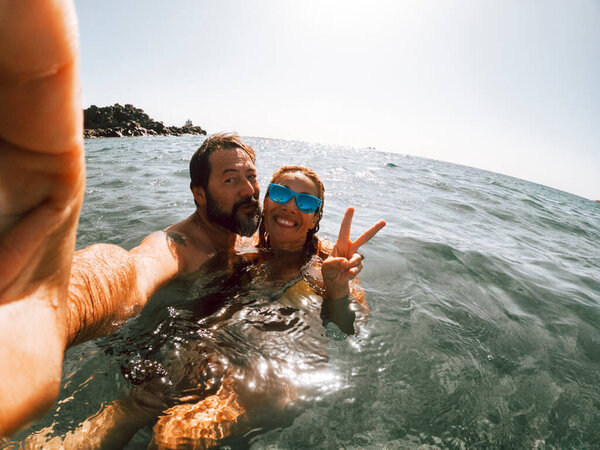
top-left (321, 208), bottom-right (386, 333)
top-left (66, 231), bottom-right (183, 347)
top-left (0, 0), bottom-right (84, 436)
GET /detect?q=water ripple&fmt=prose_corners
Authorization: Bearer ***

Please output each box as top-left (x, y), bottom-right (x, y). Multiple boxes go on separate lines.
top-left (13, 135), bottom-right (598, 448)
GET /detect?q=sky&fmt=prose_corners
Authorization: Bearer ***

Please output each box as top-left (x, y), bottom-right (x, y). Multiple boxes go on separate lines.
top-left (74, 0), bottom-right (600, 200)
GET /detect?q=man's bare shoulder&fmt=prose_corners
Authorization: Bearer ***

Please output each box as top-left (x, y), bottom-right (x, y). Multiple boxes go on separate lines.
top-left (165, 215), bottom-right (208, 250)
top-left (161, 215), bottom-right (216, 274)
top-left (164, 215), bottom-right (197, 244)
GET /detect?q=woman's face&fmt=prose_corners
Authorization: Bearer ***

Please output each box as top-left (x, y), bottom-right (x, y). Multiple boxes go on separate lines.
top-left (263, 171), bottom-right (320, 252)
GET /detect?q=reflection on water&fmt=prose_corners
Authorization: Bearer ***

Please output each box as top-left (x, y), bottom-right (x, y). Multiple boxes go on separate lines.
top-left (114, 256), bottom-right (342, 447)
top-left (6, 136), bottom-right (600, 448)
top-left (12, 252), bottom-right (348, 448)
top-left (120, 261), bottom-right (337, 405)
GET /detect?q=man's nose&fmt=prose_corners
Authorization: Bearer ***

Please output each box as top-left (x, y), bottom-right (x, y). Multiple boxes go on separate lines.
top-left (239, 178), bottom-right (257, 197)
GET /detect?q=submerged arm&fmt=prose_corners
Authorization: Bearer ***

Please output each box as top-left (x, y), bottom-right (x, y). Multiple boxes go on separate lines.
top-left (25, 382), bottom-right (169, 449)
top-left (321, 277), bottom-right (366, 335)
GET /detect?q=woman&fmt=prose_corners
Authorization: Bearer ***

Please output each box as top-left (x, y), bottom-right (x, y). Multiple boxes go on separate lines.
top-left (255, 165), bottom-right (385, 332)
top-left (27, 166), bottom-right (385, 449)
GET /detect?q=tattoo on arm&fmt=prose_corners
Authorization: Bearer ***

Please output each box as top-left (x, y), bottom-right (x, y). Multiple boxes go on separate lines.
top-left (167, 231), bottom-right (186, 247)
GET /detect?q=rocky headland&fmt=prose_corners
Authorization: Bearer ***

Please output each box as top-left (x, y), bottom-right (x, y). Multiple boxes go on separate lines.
top-left (83, 103), bottom-right (206, 138)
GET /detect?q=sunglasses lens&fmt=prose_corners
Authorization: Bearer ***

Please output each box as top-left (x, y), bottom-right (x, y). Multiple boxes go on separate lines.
top-left (297, 195), bottom-right (320, 213)
top-left (268, 184), bottom-right (292, 204)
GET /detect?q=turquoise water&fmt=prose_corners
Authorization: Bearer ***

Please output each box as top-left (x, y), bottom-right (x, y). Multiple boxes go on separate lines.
top-left (9, 135), bottom-right (600, 448)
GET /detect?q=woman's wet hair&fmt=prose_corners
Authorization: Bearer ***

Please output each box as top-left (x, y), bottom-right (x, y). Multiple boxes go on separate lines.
top-left (189, 133), bottom-right (256, 190)
top-left (258, 165), bottom-right (327, 260)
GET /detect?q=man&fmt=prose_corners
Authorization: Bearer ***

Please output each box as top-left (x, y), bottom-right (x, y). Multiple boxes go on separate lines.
top-left (65, 133), bottom-right (261, 346)
top-left (0, 0), bottom-right (261, 435)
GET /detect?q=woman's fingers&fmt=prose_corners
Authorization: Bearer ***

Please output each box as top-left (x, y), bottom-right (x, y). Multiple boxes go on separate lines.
top-left (322, 257), bottom-right (348, 280)
top-left (332, 209), bottom-right (385, 263)
top-left (348, 265), bottom-right (362, 278)
top-left (352, 220), bottom-right (386, 250)
top-left (347, 252), bottom-right (362, 268)
top-left (348, 253), bottom-right (364, 278)
top-left (335, 207), bottom-right (354, 246)
top-left (323, 253), bottom-right (365, 283)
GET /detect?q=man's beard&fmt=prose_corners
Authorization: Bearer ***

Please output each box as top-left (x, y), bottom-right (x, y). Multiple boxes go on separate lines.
top-left (205, 190), bottom-right (261, 237)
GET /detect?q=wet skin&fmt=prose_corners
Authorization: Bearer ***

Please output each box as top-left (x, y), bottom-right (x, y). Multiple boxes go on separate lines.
top-left (0, 0), bottom-right (84, 436)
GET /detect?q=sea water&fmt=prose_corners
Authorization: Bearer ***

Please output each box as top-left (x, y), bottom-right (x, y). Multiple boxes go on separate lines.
top-left (8, 135), bottom-right (600, 448)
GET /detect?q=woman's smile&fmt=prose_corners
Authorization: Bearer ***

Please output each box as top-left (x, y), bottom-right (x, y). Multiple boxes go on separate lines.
top-left (272, 214), bottom-right (298, 228)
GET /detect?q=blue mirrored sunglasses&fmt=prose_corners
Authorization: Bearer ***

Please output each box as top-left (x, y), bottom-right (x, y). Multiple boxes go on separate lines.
top-left (267, 183), bottom-right (322, 214)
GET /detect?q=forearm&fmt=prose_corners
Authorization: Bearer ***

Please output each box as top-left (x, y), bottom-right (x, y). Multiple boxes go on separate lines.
top-left (67, 232), bottom-right (183, 347)
top-left (322, 279), bottom-right (369, 335)
top-left (323, 279), bottom-right (349, 301)
top-left (66, 244), bottom-right (144, 347)
top-left (322, 293), bottom-right (355, 335)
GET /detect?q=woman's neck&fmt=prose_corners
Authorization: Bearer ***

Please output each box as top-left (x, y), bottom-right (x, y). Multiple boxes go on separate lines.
top-left (257, 246), bottom-right (307, 283)
top-left (267, 236), bottom-right (306, 254)
top-left (270, 246), bottom-right (305, 263)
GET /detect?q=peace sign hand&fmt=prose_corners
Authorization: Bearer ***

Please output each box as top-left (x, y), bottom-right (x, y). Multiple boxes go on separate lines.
top-left (321, 207), bottom-right (386, 299)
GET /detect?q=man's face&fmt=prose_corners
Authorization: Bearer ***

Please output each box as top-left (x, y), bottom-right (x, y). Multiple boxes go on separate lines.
top-left (201, 148), bottom-right (261, 236)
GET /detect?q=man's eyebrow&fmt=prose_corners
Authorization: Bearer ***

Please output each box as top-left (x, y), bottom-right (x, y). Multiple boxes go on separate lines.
top-left (221, 168), bottom-right (256, 174)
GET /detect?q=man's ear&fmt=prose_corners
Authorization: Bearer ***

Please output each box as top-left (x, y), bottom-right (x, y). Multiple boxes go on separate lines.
top-left (191, 185), bottom-right (206, 207)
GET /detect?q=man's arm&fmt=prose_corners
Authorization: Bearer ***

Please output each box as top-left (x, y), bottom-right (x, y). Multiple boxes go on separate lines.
top-left (0, 0), bottom-right (85, 437)
top-left (66, 231), bottom-right (184, 347)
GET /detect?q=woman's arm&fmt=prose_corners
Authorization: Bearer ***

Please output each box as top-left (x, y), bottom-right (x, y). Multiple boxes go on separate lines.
top-left (320, 208), bottom-right (385, 334)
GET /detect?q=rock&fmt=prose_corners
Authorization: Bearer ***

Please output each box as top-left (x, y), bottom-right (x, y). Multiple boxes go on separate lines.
top-left (105, 128), bottom-right (124, 138)
top-left (83, 104), bottom-right (207, 138)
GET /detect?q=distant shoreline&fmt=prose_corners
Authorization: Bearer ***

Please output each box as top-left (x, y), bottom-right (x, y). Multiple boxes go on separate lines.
top-left (83, 103), bottom-right (207, 139)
